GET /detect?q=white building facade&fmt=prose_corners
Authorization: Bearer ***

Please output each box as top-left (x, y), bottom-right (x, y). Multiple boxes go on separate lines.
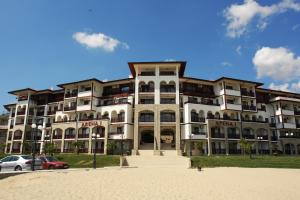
top-left (4, 61), bottom-right (300, 155)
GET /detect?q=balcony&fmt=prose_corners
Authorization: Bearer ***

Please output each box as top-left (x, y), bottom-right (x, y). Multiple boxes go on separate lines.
top-left (15, 121), bottom-right (25, 125)
top-left (226, 103), bottom-right (242, 110)
top-left (211, 132), bottom-right (225, 138)
top-left (159, 71), bottom-right (176, 76)
top-left (294, 109), bottom-right (300, 115)
top-left (241, 90), bottom-right (255, 97)
top-left (47, 110), bottom-right (57, 115)
top-left (207, 115), bottom-right (239, 121)
top-left (191, 116), bottom-right (205, 123)
top-left (220, 88), bottom-right (240, 96)
top-left (102, 87), bottom-right (134, 96)
top-left (184, 100), bottom-right (220, 106)
top-left (78, 90), bottom-right (92, 98)
top-left (160, 98), bottom-right (176, 104)
top-left (93, 132), bottom-right (105, 138)
top-left (111, 117), bottom-right (125, 123)
top-left (160, 87), bottom-right (176, 93)
top-left (78, 134), bottom-right (89, 139)
top-left (242, 134), bottom-right (255, 139)
top-left (64, 134), bottom-right (75, 139)
top-left (53, 135), bottom-right (62, 139)
top-left (257, 106), bottom-right (266, 111)
top-left (139, 87), bottom-right (154, 93)
top-left (283, 123), bottom-right (296, 129)
top-left (242, 105), bottom-right (256, 111)
top-left (140, 99), bottom-right (154, 104)
top-left (65, 92), bottom-right (77, 98)
top-left (64, 106), bottom-right (76, 111)
top-left (53, 119), bottom-right (76, 124)
top-left (139, 115), bottom-right (154, 123)
top-left (17, 110), bottom-right (26, 115)
top-left (77, 104), bottom-right (91, 111)
top-left (242, 119), bottom-right (268, 123)
top-left (13, 135), bottom-right (22, 140)
top-left (281, 109), bottom-right (295, 116)
top-left (139, 71), bottom-right (155, 76)
top-left (228, 134), bottom-right (240, 139)
top-left (97, 100), bottom-right (131, 107)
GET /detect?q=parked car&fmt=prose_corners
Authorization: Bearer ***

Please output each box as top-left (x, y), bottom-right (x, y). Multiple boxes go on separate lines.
top-left (0, 155), bottom-right (42, 172)
top-left (38, 156), bottom-right (69, 169)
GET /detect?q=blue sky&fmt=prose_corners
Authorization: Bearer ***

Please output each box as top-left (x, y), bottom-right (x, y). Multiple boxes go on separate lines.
top-left (0, 0), bottom-right (300, 112)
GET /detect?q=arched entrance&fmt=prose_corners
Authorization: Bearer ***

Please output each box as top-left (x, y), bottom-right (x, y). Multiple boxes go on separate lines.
top-left (140, 130), bottom-right (154, 150)
top-left (161, 129), bottom-right (175, 150)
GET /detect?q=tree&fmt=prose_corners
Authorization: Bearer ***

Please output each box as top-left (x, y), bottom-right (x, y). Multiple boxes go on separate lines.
top-left (194, 141), bottom-right (204, 155)
top-left (239, 138), bottom-right (252, 159)
top-left (44, 143), bottom-right (56, 156)
top-left (107, 140), bottom-right (117, 155)
top-left (22, 142), bottom-right (32, 154)
top-left (72, 141), bottom-right (85, 155)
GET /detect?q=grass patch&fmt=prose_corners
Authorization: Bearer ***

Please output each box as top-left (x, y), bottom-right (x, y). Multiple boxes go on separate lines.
top-left (191, 155), bottom-right (300, 169)
top-left (55, 154), bottom-right (120, 168)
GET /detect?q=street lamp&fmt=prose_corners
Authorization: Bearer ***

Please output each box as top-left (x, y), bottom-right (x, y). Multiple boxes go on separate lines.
top-left (285, 132), bottom-right (294, 154)
top-left (31, 123), bottom-right (43, 171)
top-left (257, 136), bottom-right (263, 155)
top-left (92, 133), bottom-right (100, 169)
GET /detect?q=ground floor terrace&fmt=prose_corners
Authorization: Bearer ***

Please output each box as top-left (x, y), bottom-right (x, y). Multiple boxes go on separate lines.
top-left (1, 167), bottom-right (300, 200)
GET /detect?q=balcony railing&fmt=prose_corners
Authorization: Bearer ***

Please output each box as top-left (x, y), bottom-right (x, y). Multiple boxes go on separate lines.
top-left (242, 119), bottom-right (268, 123)
top-left (139, 87), bottom-right (154, 93)
top-left (64, 134), bottom-right (75, 139)
top-left (111, 117), bottom-right (125, 123)
top-left (64, 106), bottom-right (76, 111)
top-left (159, 71), bottom-right (176, 76)
top-left (191, 116), bottom-right (205, 123)
top-left (242, 134), bottom-right (255, 139)
top-left (242, 105), bottom-right (256, 111)
top-left (161, 117), bottom-right (176, 122)
top-left (160, 87), bottom-right (176, 93)
top-left (211, 133), bottom-right (225, 138)
top-left (13, 135), bottom-right (22, 140)
top-left (228, 134), bottom-right (240, 139)
top-left (192, 132), bottom-right (206, 136)
top-left (65, 93), bottom-right (78, 98)
top-left (139, 71), bottom-right (155, 76)
top-left (53, 135), bottom-right (62, 139)
top-left (78, 134), bottom-right (89, 139)
top-left (53, 119), bottom-right (77, 123)
top-left (241, 91), bottom-right (255, 97)
top-left (185, 100), bottom-right (220, 106)
top-left (139, 116), bottom-right (154, 122)
top-left (207, 115), bottom-right (239, 121)
top-left (17, 110), bottom-right (26, 115)
top-left (294, 110), bottom-right (300, 115)
top-left (78, 148), bottom-right (89, 153)
top-left (15, 121), bottom-right (24, 125)
top-left (97, 101), bottom-right (130, 107)
top-left (109, 131), bottom-right (124, 135)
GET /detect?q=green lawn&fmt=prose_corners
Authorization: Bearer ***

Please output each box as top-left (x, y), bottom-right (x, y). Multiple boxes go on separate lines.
top-left (191, 155), bottom-right (300, 169)
top-left (0, 153), bottom-right (120, 168)
top-left (55, 154), bottom-right (120, 168)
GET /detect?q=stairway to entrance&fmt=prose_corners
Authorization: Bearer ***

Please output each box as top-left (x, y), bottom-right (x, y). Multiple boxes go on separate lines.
top-left (124, 151), bottom-right (191, 168)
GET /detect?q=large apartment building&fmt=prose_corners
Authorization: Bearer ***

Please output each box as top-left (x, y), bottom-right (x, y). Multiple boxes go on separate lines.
top-left (3, 61), bottom-right (300, 155)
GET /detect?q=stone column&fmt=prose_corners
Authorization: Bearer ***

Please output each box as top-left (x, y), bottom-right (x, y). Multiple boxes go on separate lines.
top-left (103, 122), bottom-right (109, 155)
top-left (154, 106), bottom-right (160, 155)
top-left (132, 110), bottom-right (139, 155)
top-left (176, 108), bottom-right (181, 155)
top-left (61, 128), bottom-right (65, 153)
top-left (207, 124), bottom-right (212, 156)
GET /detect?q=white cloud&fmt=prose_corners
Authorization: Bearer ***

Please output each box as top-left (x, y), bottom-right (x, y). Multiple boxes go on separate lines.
top-left (236, 45), bottom-right (242, 55)
top-left (269, 82), bottom-right (290, 91)
top-left (253, 46), bottom-right (300, 81)
top-left (73, 32), bottom-right (129, 52)
top-left (224, 0), bottom-right (300, 38)
top-left (221, 61), bottom-right (233, 67)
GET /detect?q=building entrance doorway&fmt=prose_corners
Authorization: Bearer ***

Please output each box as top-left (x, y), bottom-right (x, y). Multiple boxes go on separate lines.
top-left (140, 130), bottom-right (154, 150)
top-left (161, 129), bottom-right (175, 150)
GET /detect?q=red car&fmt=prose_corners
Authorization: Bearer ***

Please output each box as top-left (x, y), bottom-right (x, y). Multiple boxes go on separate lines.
top-left (39, 156), bottom-right (69, 169)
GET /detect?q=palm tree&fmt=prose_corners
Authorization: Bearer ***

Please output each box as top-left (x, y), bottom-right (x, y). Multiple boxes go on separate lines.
top-left (72, 141), bottom-right (85, 155)
top-left (239, 138), bottom-right (252, 158)
top-left (44, 143), bottom-right (56, 156)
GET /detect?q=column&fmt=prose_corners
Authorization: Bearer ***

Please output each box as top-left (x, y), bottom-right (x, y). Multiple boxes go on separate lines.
top-left (154, 107), bottom-right (160, 155)
top-left (207, 124), bottom-right (212, 156)
top-left (104, 123), bottom-right (109, 155)
top-left (132, 110), bottom-right (139, 155)
top-left (88, 127), bottom-right (92, 154)
top-left (175, 108), bottom-right (181, 155)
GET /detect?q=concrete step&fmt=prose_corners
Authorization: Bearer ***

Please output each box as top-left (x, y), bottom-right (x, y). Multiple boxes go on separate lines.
top-left (124, 155), bottom-right (190, 168)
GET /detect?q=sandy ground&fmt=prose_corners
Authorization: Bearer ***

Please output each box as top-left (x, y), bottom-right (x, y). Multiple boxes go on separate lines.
top-left (0, 167), bottom-right (300, 200)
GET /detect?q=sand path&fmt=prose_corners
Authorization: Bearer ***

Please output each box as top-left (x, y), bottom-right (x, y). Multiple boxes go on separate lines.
top-left (0, 167), bottom-right (300, 200)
